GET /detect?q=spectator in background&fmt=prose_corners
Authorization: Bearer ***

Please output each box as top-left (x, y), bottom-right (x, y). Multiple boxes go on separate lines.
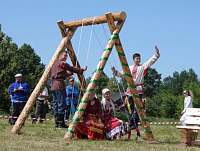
top-left (32, 86), bottom-right (49, 124)
top-left (9, 74), bottom-right (30, 125)
top-left (65, 78), bottom-right (78, 121)
top-left (180, 90), bottom-right (194, 126)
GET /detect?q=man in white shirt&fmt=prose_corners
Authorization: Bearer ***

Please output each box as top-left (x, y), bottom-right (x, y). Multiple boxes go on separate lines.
top-left (111, 46), bottom-right (160, 129)
top-left (32, 86), bottom-right (49, 123)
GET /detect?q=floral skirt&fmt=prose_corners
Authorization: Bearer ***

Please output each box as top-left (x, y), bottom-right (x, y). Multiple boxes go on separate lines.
top-left (75, 114), bottom-right (105, 140)
top-left (104, 114), bottom-right (130, 140)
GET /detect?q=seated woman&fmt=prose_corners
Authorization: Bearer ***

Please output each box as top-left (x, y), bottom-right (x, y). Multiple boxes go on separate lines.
top-left (75, 91), bottom-right (104, 140)
top-left (101, 88), bottom-right (130, 140)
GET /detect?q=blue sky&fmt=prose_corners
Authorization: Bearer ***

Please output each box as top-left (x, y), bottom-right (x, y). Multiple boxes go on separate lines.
top-left (1, 0), bottom-right (200, 81)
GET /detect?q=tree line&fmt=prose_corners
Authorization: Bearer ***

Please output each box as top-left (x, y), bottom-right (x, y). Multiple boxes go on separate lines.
top-left (1, 24), bottom-right (199, 119)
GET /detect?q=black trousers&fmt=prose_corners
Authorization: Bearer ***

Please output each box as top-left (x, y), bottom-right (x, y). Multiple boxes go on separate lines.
top-left (9, 103), bottom-right (26, 125)
top-left (128, 94), bottom-right (143, 126)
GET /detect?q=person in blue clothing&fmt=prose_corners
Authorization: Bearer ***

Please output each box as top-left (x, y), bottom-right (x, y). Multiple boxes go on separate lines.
top-left (65, 78), bottom-right (79, 121)
top-left (9, 74), bottom-right (30, 125)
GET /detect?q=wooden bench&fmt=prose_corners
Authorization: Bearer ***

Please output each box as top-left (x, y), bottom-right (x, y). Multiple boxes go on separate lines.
top-left (176, 108), bottom-right (200, 146)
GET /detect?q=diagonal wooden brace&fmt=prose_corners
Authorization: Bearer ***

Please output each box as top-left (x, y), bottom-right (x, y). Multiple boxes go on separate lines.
top-left (105, 12), bottom-right (154, 141)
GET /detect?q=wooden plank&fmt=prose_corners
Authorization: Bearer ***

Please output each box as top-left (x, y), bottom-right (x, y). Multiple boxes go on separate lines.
top-left (181, 129), bottom-right (192, 133)
top-left (185, 108), bottom-right (200, 116)
top-left (181, 131), bottom-right (192, 135)
top-left (185, 117), bottom-right (200, 125)
top-left (191, 140), bottom-right (200, 146)
top-left (177, 125), bottom-right (200, 130)
top-left (63, 11), bottom-right (126, 28)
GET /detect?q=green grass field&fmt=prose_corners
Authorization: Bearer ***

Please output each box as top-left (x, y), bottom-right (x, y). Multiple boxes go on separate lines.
top-left (0, 116), bottom-right (199, 151)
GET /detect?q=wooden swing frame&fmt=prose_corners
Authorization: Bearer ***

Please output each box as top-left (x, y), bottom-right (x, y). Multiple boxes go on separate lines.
top-left (10, 11), bottom-right (154, 142)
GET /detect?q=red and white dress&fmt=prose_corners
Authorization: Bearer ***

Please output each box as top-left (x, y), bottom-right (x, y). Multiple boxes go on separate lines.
top-left (101, 98), bottom-right (130, 140)
top-left (75, 97), bottom-right (104, 140)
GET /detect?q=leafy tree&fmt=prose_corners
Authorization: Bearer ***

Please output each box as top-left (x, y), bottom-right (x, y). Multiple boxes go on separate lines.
top-left (14, 43), bottom-right (45, 90)
top-left (0, 26), bottom-right (18, 112)
top-left (144, 68), bottom-right (162, 98)
top-left (92, 71), bottom-right (109, 95)
top-left (118, 76), bottom-right (127, 93)
top-left (146, 97), bottom-right (160, 117)
top-left (146, 91), bottom-right (164, 117)
top-left (162, 69), bottom-right (199, 96)
top-left (0, 25), bottom-right (45, 112)
top-left (159, 93), bottom-right (179, 118)
top-left (85, 76), bottom-right (91, 85)
top-left (107, 76), bottom-right (119, 92)
top-left (175, 95), bottom-right (184, 119)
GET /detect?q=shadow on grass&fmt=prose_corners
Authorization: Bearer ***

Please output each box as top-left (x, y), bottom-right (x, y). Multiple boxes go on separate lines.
top-left (136, 140), bottom-right (180, 145)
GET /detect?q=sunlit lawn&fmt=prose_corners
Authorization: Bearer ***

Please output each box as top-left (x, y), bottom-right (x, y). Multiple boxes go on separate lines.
top-left (0, 116), bottom-right (200, 151)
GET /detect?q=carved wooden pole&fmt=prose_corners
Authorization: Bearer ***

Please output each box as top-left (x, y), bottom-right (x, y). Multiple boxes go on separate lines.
top-left (57, 21), bottom-right (87, 92)
top-left (10, 28), bottom-right (76, 134)
top-left (62, 21), bottom-right (125, 140)
top-left (105, 12), bottom-right (154, 141)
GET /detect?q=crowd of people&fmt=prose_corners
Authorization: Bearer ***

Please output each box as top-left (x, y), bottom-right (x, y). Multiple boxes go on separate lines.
top-left (8, 46), bottom-right (195, 140)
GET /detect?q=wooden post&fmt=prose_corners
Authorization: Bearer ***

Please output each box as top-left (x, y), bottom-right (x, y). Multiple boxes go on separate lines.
top-left (57, 21), bottom-right (87, 92)
top-left (105, 12), bottom-right (155, 141)
top-left (62, 21), bottom-right (125, 140)
top-left (66, 41), bottom-right (87, 92)
top-left (10, 28), bottom-right (76, 134)
top-left (63, 11), bottom-right (126, 28)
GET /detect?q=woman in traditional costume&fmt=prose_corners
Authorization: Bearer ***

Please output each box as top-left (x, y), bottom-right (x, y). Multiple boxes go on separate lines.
top-left (75, 91), bottom-right (104, 140)
top-left (101, 88), bottom-right (130, 140)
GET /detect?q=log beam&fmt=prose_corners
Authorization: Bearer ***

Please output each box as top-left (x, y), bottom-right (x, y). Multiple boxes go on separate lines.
top-left (105, 12), bottom-right (155, 141)
top-left (57, 20), bottom-right (68, 37)
top-left (63, 11), bottom-right (126, 28)
top-left (66, 41), bottom-right (87, 92)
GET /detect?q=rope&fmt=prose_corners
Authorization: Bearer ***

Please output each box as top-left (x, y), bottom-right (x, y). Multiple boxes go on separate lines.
top-left (69, 18), bottom-right (85, 112)
top-left (85, 17), bottom-right (96, 66)
top-left (77, 17), bottom-right (96, 102)
top-left (101, 24), bottom-right (126, 101)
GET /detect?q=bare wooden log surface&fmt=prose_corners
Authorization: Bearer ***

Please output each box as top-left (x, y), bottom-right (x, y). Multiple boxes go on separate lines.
top-left (57, 21), bottom-right (87, 92)
top-left (67, 41), bottom-right (87, 92)
top-left (57, 20), bottom-right (67, 37)
top-left (62, 21), bottom-right (125, 140)
top-left (10, 29), bottom-right (76, 134)
top-left (105, 12), bottom-right (155, 141)
top-left (63, 11), bottom-right (126, 28)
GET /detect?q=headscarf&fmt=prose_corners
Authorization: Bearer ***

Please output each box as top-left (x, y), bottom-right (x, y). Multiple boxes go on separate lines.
top-left (102, 88), bottom-right (115, 113)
